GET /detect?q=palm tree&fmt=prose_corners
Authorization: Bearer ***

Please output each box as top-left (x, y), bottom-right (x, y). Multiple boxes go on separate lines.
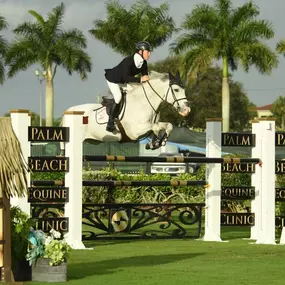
top-left (170, 0), bottom-right (278, 131)
top-left (0, 15), bottom-right (8, 84)
top-left (89, 0), bottom-right (177, 56)
top-left (5, 3), bottom-right (92, 126)
top-left (270, 96), bottom-right (285, 130)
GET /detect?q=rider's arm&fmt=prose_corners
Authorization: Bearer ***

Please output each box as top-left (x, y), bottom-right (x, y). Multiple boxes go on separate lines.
top-left (141, 61), bottom-right (148, 76)
top-left (124, 75), bottom-right (141, 83)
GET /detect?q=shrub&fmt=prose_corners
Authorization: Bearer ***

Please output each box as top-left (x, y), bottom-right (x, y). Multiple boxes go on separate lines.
top-left (82, 167), bottom-right (205, 204)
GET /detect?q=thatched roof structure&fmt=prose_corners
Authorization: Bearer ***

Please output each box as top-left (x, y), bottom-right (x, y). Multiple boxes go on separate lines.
top-left (0, 117), bottom-right (28, 198)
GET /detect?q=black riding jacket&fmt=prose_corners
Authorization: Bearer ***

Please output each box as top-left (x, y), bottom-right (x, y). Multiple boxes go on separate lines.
top-left (105, 53), bottom-right (148, 84)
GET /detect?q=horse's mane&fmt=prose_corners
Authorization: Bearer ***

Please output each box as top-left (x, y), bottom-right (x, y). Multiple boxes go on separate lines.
top-left (127, 71), bottom-right (168, 90)
top-left (149, 71), bottom-right (168, 82)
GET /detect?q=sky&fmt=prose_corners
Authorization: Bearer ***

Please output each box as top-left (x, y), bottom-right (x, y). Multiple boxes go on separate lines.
top-left (0, 0), bottom-right (285, 118)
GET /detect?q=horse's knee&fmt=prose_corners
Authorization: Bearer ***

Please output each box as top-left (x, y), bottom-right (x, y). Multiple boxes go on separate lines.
top-left (152, 124), bottom-right (160, 135)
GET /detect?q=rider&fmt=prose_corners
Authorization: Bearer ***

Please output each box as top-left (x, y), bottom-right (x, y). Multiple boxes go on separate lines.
top-left (104, 41), bottom-right (152, 132)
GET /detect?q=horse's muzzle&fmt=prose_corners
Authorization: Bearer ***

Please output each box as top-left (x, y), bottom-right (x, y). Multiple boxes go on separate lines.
top-left (179, 106), bottom-right (191, 117)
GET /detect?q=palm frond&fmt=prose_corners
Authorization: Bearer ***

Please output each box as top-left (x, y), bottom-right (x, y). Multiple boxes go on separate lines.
top-left (0, 60), bottom-right (5, 84)
top-left (170, 32), bottom-right (214, 54)
top-left (135, 1), bottom-right (177, 47)
top-left (233, 19), bottom-right (274, 43)
top-left (0, 35), bottom-right (7, 83)
top-left (72, 49), bottom-right (92, 80)
top-left (89, 19), bottom-right (133, 56)
top-left (276, 40), bottom-right (285, 54)
top-left (228, 54), bottom-right (238, 71)
top-left (89, 1), bottom-right (135, 56)
top-left (53, 41), bottom-right (92, 79)
top-left (236, 42), bottom-right (278, 74)
top-left (181, 4), bottom-right (218, 31)
top-left (0, 36), bottom-right (8, 54)
top-left (13, 22), bottom-right (43, 41)
top-left (28, 10), bottom-right (45, 26)
top-left (58, 29), bottom-right (87, 49)
top-left (215, 0), bottom-right (232, 18)
top-left (0, 15), bottom-right (8, 30)
top-left (181, 47), bottom-right (216, 83)
top-left (5, 38), bottom-right (39, 77)
top-left (46, 2), bottom-right (65, 39)
top-left (231, 2), bottom-right (259, 27)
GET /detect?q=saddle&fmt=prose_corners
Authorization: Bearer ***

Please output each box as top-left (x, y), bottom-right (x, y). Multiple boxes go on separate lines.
top-left (101, 87), bottom-right (127, 119)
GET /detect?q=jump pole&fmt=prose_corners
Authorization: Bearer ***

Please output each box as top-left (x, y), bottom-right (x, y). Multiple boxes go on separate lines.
top-left (63, 111), bottom-right (86, 249)
top-left (202, 118), bottom-right (222, 242)
top-left (250, 120), bottom-right (261, 240)
top-left (255, 118), bottom-right (276, 245)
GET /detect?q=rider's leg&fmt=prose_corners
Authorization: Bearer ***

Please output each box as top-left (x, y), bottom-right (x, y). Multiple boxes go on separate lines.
top-left (106, 80), bottom-right (122, 132)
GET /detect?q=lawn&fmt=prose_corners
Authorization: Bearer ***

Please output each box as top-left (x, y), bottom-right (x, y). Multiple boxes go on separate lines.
top-left (25, 227), bottom-right (285, 285)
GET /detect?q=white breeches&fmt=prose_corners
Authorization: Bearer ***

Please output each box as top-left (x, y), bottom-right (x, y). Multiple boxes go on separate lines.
top-left (106, 80), bottom-right (122, 104)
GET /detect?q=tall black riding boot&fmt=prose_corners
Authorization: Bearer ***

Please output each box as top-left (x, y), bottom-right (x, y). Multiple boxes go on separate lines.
top-left (106, 103), bottom-right (118, 132)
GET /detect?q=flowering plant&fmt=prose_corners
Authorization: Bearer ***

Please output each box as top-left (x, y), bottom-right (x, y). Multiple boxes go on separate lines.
top-left (26, 228), bottom-right (71, 266)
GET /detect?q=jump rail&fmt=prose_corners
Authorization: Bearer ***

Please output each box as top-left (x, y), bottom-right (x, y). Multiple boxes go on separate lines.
top-left (83, 155), bottom-right (261, 164)
top-left (82, 180), bottom-right (207, 187)
top-left (31, 180), bottom-right (65, 187)
top-left (31, 180), bottom-right (207, 187)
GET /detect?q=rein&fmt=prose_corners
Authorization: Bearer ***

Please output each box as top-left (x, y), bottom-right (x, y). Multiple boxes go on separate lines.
top-left (141, 80), bottom-right (187, 115)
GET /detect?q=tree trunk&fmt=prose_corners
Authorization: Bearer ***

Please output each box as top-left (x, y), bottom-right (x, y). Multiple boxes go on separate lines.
top-left (222, 57), bottom-right (230, 132)
top-left (45, 66), bottom-right (54, 126)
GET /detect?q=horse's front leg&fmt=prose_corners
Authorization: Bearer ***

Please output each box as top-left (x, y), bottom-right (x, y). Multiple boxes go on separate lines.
top-left (155, 122), bottom-right (173, 146)
top-left (146, 122), bottom-right (173, 150)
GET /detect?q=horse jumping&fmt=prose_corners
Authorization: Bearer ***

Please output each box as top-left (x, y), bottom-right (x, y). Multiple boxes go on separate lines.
top-left (59, 71), bottom-right (191, 154)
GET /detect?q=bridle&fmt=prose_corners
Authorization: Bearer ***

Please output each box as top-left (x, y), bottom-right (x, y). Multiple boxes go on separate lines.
top-left (141, 80), bottom-right (188, 115)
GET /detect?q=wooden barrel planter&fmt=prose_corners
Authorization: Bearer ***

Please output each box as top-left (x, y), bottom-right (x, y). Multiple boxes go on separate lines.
top-left (32, 258), bottom-right (67, 282)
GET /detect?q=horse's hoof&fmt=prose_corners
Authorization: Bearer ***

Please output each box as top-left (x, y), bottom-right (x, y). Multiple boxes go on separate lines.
top-left (154, 141), bottom-right (160, 148)
top-left (145, 143), bottom-right (151, 150)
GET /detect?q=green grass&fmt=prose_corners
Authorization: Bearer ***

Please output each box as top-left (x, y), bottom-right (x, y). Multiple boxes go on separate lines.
top-left (25, 228), bottom-right (285, 285)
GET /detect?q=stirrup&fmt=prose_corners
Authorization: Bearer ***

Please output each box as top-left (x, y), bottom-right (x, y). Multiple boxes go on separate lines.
top-left (106, 125), bottom-right (116, 132)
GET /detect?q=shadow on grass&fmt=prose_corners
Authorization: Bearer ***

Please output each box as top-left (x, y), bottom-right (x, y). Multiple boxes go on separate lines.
top-left (83, 239), bottom-right (138, 248)
top-left (68, 252), bottom-right (203, 280)
top-left (83, 238), bottom-right (181, 248)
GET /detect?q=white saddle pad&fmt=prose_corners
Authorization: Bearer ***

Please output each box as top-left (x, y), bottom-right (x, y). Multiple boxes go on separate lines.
top-left (95, 107), bottom-right (109, 124)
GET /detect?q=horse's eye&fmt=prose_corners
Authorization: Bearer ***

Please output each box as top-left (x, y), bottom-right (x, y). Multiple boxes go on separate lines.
top-left (174, 88), bottom-right (179, 92)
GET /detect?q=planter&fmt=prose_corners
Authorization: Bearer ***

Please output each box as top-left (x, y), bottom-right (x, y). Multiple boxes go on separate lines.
top-left (32, 258), bottom-right (67, 282)
top-left (12, 259), bottom-right (32, 282)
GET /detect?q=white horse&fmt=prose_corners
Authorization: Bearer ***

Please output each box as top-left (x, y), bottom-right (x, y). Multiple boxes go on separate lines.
top-left (60, 71), bottom-right (190, 154)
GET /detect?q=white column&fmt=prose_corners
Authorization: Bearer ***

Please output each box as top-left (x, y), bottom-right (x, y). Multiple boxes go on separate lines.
top-left (250, 120), bottom-right (261, 240)
top-left (256, 118), bottom-right (276, 245)
top-left (64, 111), bottom-right (86, 249)
top-left (203, 119), bottom-right (222, 242)
top-left (9, 109), bottom-right (31, 216)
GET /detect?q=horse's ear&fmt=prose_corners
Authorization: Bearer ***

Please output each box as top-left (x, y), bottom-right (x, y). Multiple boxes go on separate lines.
top-left (176, 71), bottom-right (181, 80)
top-left (169, 71), bottom-right (175, 81)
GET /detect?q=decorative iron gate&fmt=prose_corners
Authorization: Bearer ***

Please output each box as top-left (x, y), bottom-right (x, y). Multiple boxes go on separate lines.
top-left (82, 203), bottom-right (205, 239)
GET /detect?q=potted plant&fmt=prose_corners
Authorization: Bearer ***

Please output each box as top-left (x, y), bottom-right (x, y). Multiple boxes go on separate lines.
top-left (26, 228), bottom-right (71, 282)
top-left (11, 206), bottom-right (35, 282)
